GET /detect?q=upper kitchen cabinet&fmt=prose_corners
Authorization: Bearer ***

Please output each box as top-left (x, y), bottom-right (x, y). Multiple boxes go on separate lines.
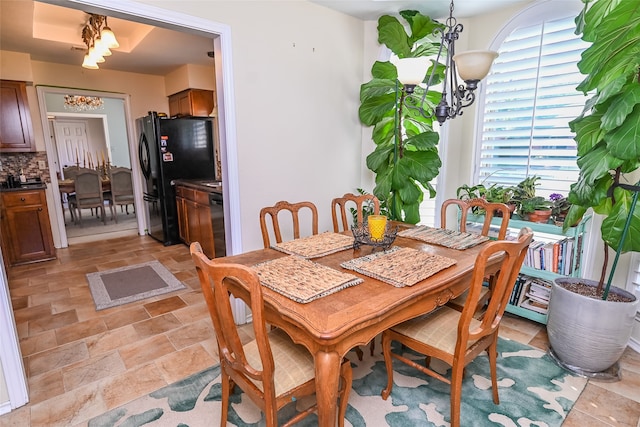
top-left (169, 88), bottom-right (215, 118)
top-left (0, 80), bottom-right (35, 152)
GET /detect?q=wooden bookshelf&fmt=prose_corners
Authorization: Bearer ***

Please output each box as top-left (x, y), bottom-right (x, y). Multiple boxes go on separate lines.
top-left (465, 213), bottom-right (591, 324)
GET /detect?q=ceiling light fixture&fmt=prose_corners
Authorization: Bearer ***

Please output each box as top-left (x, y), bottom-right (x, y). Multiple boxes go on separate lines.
top-left (64, 95), bottom-right (105, 112)
top-left (81, 14), bottom-right (119, 69)
top-left (396, 0), bottom-right (497, 123)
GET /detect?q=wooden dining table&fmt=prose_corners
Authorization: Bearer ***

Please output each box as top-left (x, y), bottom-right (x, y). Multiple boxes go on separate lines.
top-left (219, 228), bottom-right (502, 426)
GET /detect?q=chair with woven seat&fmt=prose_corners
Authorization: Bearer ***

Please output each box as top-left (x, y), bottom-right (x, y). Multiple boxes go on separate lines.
top-left (69, 168), bottom-right (107, 226)
top-left (331, 192), bottom-right (381, 360)
top-left (441, 198), bottom-right (511, 313)
top-left (380, 228), bottom-right (533, 427)
top-left (259, 200), bottom-right (319, 249)
top-left (190, 242), bottom-right (352, 427)
top-left (331, 192), bottom-right (381, 232)
top-left (106, 167), bottom-right (135, 223)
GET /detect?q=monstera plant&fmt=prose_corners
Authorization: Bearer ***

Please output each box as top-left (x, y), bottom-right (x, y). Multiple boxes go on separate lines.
top-left (358, 11), bottom-right (445, 223)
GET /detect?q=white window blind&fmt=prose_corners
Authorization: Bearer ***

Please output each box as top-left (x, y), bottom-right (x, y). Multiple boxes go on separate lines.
top-left (477, 16), bottom-right (589, 197)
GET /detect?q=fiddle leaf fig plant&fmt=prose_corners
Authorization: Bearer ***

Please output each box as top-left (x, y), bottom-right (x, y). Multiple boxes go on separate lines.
top-left (359, 10), bottom-right (445, 224)
top-left (565, 0), bottom-right (640, 293)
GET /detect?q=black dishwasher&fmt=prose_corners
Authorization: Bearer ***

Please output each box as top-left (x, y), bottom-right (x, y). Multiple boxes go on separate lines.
top-left (209, 192), bottom-right (226, 257)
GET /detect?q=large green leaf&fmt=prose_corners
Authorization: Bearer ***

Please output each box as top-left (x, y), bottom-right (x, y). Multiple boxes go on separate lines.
top-left (601, 84), bottom-right (640, 130)
top-left (601, 190), bottom-right (640, 252)
top-left (371, 117), bottom-right (396, 146)
top-left (607, 104), bottom-right (640, 160)
top-left (371, 61), bottom-right (398, 80)
top-left (395, 150), bottom-right (441, 183)
top-left (405, 131), bottom-right (439, 151)
top-left (577, 0), bottom-right (640, 92)
top-left (360, 79), bottom-right (395, 103)
top-left (359, 92), bottom-right (397, 126)
top-left (377, 15), bottom-right (412, 57)
top-left (366, 144), bottom-right (395, 171)
top-left (571, 113), bottom-right (606, 156)
top-left (575, 143), bottom-right (624, 184)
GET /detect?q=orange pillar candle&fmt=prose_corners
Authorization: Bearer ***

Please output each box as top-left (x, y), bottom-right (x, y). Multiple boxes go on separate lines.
top-left (367, 215), bottom-right (387, 241)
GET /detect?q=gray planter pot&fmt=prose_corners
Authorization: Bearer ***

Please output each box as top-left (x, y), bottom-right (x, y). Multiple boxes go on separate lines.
top-left (547, 277), bottom-right (639, 375)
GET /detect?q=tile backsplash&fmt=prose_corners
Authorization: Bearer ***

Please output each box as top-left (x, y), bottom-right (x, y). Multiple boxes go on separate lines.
top-left (0, 152), bottom-right (51, 183)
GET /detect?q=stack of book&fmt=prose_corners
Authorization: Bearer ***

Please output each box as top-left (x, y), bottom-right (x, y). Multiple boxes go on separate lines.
top-left (522, 235), bottom-right (582, 275)
top-left (510, 275), bottom-right (552, 315)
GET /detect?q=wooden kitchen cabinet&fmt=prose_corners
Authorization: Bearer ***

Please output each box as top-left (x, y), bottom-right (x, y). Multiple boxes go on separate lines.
top-left (0, 188), bottom-right (56, 266)
top-left (168, 89), bottom-right (215, 117)
top-left (175, 185), bottom-right (215, 258)
top-left (0, 80), bottom-right (35, 152)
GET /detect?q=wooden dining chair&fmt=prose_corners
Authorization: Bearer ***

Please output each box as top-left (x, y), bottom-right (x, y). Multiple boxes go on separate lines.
top-left (380, 228), bottom-right (533, 427)
top-left (331, 192), bottom-right (381, 360)
top-left (331, 192), bottom-right (380, 232)
top-left (106, 167), bottom-right (135, 223)
top-left (259, 200), bottom-right (319, 249)
top-left (69, 168), bottom-right (107, 226)
top-left (441, 198), bottom-right (511, 313)
top-left (190, 242), bottom-right (352, 427)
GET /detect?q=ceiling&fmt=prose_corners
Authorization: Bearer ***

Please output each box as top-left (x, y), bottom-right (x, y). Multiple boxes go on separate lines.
top-left (309, 0), bottom-right (525, 21)
top-left (0, 0), bottom-right (523, 76)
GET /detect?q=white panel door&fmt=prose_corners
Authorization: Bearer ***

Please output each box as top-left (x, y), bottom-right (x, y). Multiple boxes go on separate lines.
top-left (53, 120), bottom-right (89, 174)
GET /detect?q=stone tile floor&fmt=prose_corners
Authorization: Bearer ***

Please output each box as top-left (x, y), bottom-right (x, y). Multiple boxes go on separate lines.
top-left (1, 235), bottom-right (639, 426)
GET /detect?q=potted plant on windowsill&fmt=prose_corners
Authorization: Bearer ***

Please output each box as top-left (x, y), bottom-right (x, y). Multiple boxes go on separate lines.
top-left (517, 196), bottom-right (552, 223)
top-left (546, 0), bottom-right (640, 377)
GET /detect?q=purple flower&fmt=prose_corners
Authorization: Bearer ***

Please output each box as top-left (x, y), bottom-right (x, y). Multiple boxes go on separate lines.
top-left (549, 193), bottom-right (564, 201)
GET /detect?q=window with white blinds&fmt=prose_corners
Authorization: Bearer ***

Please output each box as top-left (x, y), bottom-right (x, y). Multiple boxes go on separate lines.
top-left (476, 15), bottom-right (589, 197)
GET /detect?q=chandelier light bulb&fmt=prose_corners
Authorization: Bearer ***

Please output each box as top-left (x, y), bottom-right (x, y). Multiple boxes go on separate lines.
top-left (82, 53), bottom-right (99, 69)
top-left (100, 26), bottom-right (119, 49)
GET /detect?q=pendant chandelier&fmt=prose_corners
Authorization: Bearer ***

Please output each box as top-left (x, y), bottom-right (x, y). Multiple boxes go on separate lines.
top-left (81, 14), bottom-right (119, 69)
top-left (396, 0), bottom-right (498, 124)
top-left (64, 95), bottom-right (105, 112)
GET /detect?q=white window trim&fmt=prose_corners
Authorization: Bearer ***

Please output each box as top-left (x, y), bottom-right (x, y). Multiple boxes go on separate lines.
top-left (472, 0), bottom-right (585, 184)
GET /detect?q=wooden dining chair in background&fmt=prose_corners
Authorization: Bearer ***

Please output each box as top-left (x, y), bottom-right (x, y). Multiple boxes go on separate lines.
top-left (331, 192), bottom-right (381, 360)
top-left (331, 192), bottom-right (380, 232)
top-left (68, 168), bottom-right (107, 226)
top-left (190, 242), bottom-right (352, 427)
top-left (441, 198), bottom-right (511, 313)
top-left (259, 200), bottom-right (319, 249)
top-left (106, 167), bottom-right (135, 223)
top-left (440, 198), bottom-right (510, 240)
top-left (380, 228), bottom-right (534, 427)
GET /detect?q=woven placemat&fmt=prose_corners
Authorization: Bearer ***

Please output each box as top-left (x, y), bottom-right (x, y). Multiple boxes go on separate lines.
top-left (253, 256), bottom-right (363, 303)
top-left (271, 232), bottom-right (354, 259)
top-left (398, 225), bottom-right (490, 250)
top-left (340, 246), bottom-right (456, 288)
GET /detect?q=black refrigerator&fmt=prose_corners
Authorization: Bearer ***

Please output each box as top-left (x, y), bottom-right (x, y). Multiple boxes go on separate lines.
top-left (137, 111), bottom-right (217, 245)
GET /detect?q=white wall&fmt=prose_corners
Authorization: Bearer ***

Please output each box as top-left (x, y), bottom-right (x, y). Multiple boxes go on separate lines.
top-left (133, 0), bottom-right (367, 251)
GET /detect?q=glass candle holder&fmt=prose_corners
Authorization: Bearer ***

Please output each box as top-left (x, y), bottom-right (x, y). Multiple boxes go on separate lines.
top-left (367, 215), bottom-right (387, 241)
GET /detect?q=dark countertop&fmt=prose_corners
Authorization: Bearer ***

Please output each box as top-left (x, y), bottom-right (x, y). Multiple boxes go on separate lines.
top-left (0, 183), bottom-right (48, 192)
top-left (174, 179), bottom-right (222, 194)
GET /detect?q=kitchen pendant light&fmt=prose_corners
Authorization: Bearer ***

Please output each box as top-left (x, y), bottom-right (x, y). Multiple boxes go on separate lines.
top-left (79, 14), bottom-right (119, 69)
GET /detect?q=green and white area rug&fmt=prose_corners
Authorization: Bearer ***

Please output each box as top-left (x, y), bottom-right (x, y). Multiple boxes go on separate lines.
top-left (89, 338), bottom-right (587, 426)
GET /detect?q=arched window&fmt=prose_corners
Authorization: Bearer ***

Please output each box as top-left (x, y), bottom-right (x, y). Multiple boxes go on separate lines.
top-left (474, 1), bottom-right (588, 197)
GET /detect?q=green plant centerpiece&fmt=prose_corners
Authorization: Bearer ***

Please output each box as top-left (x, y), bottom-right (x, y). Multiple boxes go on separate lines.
top-left (359, 11), bottom-right (444, 224)
top-left (546, 0), bottom-right (640, 377)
